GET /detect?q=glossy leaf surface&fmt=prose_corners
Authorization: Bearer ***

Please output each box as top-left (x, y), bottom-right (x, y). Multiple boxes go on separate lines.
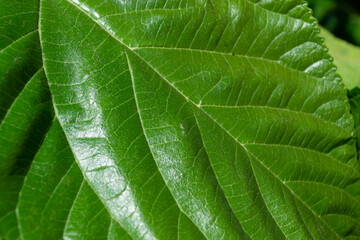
top-left (1, 0), bottom-right (360, 239)
top-left (17, 119), bottom-right (133, 240)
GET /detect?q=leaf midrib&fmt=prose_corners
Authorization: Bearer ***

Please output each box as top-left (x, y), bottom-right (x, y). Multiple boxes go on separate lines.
top-left (53, 0), bottom-right (348, 239)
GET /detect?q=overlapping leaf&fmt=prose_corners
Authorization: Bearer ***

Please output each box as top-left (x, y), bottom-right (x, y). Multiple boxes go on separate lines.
top-left (0, 1), bottom-right (53, 238)
top-left (1, 0), bottom-right (360, 239)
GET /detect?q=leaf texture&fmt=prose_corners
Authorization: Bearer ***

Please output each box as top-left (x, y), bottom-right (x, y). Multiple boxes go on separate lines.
top-left (17, 119), bottom-right (132, 239)
top-left (1, 0), bottom-right (360, 239)
top-left (0, 0), bottom-right (43, 122)
top-left (0, 1), bottom-right (54, 238)
top-left (349, 88), bottom-right (360, 158)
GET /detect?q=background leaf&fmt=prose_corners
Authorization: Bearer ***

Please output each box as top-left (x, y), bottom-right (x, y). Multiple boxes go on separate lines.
top-left (0, 0), bottom-right (43, 122)
top-left (321, 27), bottom-right (360, 89)
top-left (308, 0), bottom-right (360, 46)
top-left (0, 1), bottom-right (54, 239)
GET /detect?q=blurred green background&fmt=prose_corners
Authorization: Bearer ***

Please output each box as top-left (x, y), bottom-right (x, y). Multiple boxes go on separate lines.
top-left (308, 0), bottom-right (360, 46)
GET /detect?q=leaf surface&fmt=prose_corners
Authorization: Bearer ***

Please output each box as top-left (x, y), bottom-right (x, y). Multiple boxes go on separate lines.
top-left (38, 0), bottom-right (360, 239)
top-left (0, 2), bottom-right (55, 238)
top-left (1, 0), bottom-right (360, 239)
top-left (17, 119), bottom-right (132, 240)
top-left (0, 0), bottom-right (43, 122)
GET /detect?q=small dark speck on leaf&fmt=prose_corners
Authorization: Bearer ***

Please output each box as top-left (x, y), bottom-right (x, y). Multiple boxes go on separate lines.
top-left (232, 53), bottom-right (235, 56)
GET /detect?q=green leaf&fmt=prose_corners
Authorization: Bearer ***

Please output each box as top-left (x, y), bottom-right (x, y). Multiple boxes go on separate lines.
top-left (348, 88), bottom-right (360, 156)
top-left (2, 0), bottom-right (360, 239)
top-left (17, 119), bottom-right (132, 239)
top-left (321, 27), bottom-right (360, 89)
top-left (0, 0), bottom-right (43, 122)
top-left (0, 68), bottom-right (54, 239)
top-left (17, 118), bottom-right (204, 240)
top-left (0, 1), bottom-right (55, 239)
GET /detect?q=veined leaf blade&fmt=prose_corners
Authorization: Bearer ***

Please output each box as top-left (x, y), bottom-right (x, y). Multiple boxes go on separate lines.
top-left (6, 0), bottom-right (355, 239)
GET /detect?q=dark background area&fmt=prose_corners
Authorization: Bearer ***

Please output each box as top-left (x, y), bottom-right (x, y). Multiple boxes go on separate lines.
top-left (308, 0), bottom-right (360, 46)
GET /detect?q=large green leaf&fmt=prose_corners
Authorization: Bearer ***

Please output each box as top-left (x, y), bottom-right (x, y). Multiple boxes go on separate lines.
top-left (1, 0), bottom-right (360, 239)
